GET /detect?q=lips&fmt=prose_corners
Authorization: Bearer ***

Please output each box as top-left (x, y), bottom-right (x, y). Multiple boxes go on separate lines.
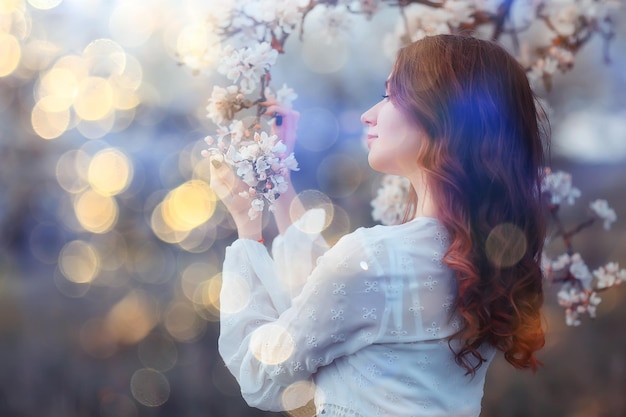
top-left (367, 135), bottom-right (377, 148)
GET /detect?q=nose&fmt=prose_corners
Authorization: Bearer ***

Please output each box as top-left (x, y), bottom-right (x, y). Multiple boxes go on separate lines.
top-left (361, 104), bottom-right (377, 126)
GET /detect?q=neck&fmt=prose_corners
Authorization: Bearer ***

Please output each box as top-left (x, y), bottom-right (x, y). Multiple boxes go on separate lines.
top-left (407, 170), bottom-right (438, 219)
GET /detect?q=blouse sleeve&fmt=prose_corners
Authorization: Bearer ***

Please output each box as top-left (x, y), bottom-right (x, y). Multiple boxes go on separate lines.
top-left (218, 229), bottom-right (386, 411)
top-left (271, 208), bottom-right (330, 307)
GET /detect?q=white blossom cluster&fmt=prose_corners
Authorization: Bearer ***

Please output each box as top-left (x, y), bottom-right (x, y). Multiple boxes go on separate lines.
top-left (589, 199), bottom-right (617, 230)
top-left (200, 1), bottom-right (309, 217)
top-left (528, 46), bottom-right (575, 86)
top-left (386, 1), bottom-right (475, 47)
top-left (202, 128), bottom-right (299, 220)
top-left (370, 175), bottom-right (411, 226)
top-left (541, 0), bottom-right (620, 37)
top-left (541, 170), bottom-right (622, 325)
top-left (217, 42), bottom-right (278, 94)
top-left (541, 168), bottom-right (581, 205)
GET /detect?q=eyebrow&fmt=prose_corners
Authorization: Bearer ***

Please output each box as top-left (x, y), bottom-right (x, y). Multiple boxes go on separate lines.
top-left (385, 80), bottom-right (389, 91)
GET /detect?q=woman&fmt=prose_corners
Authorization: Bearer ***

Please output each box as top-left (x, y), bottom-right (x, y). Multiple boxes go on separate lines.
top-left (210, 34), bottom-right (547, 417)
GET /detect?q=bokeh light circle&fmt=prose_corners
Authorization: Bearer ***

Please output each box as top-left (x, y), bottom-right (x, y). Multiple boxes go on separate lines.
top-left (282, 380), bottom-right (317, 413)
top-left (59, 240), bottom-right (100, 283)
top-left (27, 0), bottom-right (63, 10)
top-left (88, 147), bottom-right (133, 196)
top-left (161, 180), bottom-right (217, 231)
top-left (316, 154), bottom-right (362, 198)
top-left (74, 189), bottom-right (119, 233)
top-left (290, 189), bottom-right (334, 234)
top-left (250, 324), bottom-right (295, 366)
top-left (163, 301), bottom-right (206, 343)
top-left (130, 368), bottom-right (170, 407)
top-left (485, 223), bottom-right (527, 268)
top-left (56, 149), bottom-right (90, 193)
top-left (0, 33), bottom-right (21, 77)
top-left (74, 76), bottom-right (114, 121)
top-left (31, 97), bottom-right (71, 139)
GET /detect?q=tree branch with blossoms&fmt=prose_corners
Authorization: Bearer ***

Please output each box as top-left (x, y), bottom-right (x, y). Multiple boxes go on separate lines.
top-left (541, 169), bottom-right (623, 326)
top-left (187, 0), bottom-right (621, 219)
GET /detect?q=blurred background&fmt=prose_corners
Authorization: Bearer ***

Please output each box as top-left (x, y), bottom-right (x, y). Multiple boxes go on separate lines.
top-left (0, 1), bottom-right (625, 416)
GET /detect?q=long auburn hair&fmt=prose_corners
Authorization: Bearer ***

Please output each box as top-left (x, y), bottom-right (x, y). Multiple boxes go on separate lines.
top-left (388, 34), bottom-right (548, 374)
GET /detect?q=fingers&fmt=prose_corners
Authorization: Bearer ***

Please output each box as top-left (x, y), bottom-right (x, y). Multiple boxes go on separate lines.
top-left (259, 102), bottom-right (299, 150)
top-left (260, 101), bottom-right (300, 122)
top-left (208, 155), bottom-right (236, 200)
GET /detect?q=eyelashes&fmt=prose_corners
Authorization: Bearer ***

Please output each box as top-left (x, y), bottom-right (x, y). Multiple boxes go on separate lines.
top-left (381, 94), bottom-right (390, 99)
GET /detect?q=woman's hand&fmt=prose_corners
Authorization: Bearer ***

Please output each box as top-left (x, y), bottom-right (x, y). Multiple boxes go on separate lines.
top-left (261, 100), bottom-right (299, 157)
top-left (208, 153), bottom-right (262, 241)
top-left (260, 101), bottom-right (305, 234)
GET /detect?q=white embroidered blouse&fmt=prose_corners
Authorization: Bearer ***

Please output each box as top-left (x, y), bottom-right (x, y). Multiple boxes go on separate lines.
top-left (219, 209), bottom-right (496, 417)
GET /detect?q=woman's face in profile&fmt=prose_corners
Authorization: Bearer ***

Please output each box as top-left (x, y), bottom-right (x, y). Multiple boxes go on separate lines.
top-left (361, 81), bottom-right (427, 177)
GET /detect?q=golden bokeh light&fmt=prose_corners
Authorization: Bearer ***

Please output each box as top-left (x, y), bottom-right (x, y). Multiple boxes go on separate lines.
top-left (52, 54), bottom-right (90, 81)
top-left (161, 180), bottom-right (217, 232)
top-left (163, 301), bottom-right (206, 342)
top-left (27, 0), bottom-right (62, 10)
top-left (130, 368), bottom-right (170, 407)
top-left (282, 381), bottom-right (317, 413)
top-left (321, 203), bottom-right (351, 247)
top-left (74, 76), bottom-right (114, 121)
top-left (150, 202), bottom-right (190, 244)
top-left (250, 324), bottom-right (295, 366)
top-left (53, 267), bottom-right (91, 298)
top-left (175, 22), bottom-right (221, 70)
top-left (0, 33), bottom-right (21, 77)
top-left (191, 156), bottom-right (212, 183)
top-left (31, 97), bottom-right (71, 139)
top-left (0, 0), bottom-right (23, 14)
top-left (76, 113), bottom-right (115, 139)
top-left (176, 221), bottom-right (217, 253)
top-left (88, 147), bottom-right (133, 196)
top-left (74, 189), bottom-right (119, 233)
top-left (55, 149), bottom-right (90, 193)
top-left (105, 290), bottom-right (158, 345)
top-left (21, 40), bottom-right (61, 71)
top-left (180, 262), bottom-right (213, 302)
top-left (110, 53), bottom-right (142, 90)
top-left (82, 38), bottom-right (126, 78)
top-left (194, 273), bottom-right (222, 321)
top-left (38, 67), bottom-right (79, 111)
top-left (59, 239), bottom-right (100, 284)
top-left (485, 223), bottom-right (528, 268)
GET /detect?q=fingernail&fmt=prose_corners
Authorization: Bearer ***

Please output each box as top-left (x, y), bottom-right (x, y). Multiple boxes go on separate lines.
top-left (211, 160), bottom-right (222, 169)
top-left (274, 113), bottom-right (283, 126)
